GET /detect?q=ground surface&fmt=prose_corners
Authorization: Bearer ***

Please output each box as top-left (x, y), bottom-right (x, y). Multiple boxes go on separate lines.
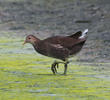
top-left (0, 0), bottom-right (110, 100)
top-left (0, 37), bottom-right (110, 100)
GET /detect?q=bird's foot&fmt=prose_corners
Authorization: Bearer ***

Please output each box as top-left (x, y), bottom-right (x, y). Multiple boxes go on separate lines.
top-left (51, 61), bottom-right (69, 75)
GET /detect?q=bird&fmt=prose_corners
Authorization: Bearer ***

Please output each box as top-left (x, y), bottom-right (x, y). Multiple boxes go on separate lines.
top-left (23, 29), bottom-right (88, 75)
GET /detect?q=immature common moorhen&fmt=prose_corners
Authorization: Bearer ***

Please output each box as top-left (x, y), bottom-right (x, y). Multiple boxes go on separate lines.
top-left (23, 29), bottom-right (88, 75)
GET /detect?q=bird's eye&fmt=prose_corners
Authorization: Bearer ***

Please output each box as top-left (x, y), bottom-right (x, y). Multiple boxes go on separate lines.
top-left (28, 37), bottom-right (31, 39)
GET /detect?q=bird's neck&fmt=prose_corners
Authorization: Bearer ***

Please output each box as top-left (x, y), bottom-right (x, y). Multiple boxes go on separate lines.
top-left (32, 38), bottom-right (40, 49)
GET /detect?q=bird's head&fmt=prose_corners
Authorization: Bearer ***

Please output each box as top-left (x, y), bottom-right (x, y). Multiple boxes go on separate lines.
top-left (23, 35), bottom-right (39, 45)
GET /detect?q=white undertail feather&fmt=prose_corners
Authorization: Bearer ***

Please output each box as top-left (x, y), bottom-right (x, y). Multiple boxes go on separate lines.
top-left (79, 29), bottom-right (88, 39)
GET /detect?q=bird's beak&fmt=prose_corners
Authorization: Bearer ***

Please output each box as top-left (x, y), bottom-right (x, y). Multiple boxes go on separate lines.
top-left (23, 40), bottom-right (26, 45)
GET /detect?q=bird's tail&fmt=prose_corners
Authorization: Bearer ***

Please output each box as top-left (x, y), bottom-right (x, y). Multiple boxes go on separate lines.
top-left (79, 29), bottom-right (88, 39)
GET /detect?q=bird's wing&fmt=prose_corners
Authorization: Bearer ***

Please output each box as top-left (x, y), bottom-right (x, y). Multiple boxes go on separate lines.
top-left (43, 36), bottom-right (86, 50)
top-left (45, 43), bottom-right (70, 60)
top-left (42, 29), bottom-right (88, 49)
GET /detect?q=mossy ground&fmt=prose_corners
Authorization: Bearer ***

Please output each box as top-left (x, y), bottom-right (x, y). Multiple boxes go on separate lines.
top-left (0, 37), bottom-right (110, 100)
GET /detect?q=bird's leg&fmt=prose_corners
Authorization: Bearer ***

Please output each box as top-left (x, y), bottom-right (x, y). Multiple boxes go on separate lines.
top-left (64, 61), bottom-right (69, 75)
top-left (51, 60), bottom-right (69, 75)
top-left (51, 61), bottom-right (59, 74)
top-left (51, 63), bottom-right (56, 74)
top-left (53, 62), bottom-right (57, 73)
top-left (64, 63), bottom-right (68, 75)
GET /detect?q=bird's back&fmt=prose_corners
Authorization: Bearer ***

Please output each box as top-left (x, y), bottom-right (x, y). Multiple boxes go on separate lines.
top-left (43, 29), bottom-right (87, 49)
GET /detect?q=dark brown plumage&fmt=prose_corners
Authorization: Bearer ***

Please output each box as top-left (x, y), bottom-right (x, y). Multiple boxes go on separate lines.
top-left (23, 29), bottom-right (88, 75)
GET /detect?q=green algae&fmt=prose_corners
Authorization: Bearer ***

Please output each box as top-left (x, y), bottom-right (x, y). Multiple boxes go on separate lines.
top-left (0, 37), bottom-right (110, 100)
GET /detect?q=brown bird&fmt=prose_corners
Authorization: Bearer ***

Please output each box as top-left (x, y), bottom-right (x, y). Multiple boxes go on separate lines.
top-left (23, 29), bottom-right (88, 75)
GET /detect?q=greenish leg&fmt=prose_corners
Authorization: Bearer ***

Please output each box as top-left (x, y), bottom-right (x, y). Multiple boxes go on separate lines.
top-left (64, 63), bottom-right (68, 75)
top-left (51, 63), bottom-right (56, 74)
top-left (51, 60), bottom-right (69, 75)
top-left (51, 61), bottom-right (58, 74)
